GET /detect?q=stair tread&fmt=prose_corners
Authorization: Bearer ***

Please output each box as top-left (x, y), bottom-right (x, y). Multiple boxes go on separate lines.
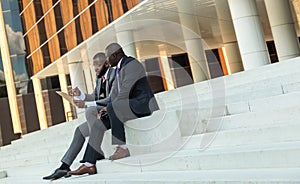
top-left (2, 168), bottom-right (300, 183)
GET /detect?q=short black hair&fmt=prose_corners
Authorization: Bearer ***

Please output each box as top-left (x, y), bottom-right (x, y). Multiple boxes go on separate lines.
top-left (93, 52), bottom-right (106, 61)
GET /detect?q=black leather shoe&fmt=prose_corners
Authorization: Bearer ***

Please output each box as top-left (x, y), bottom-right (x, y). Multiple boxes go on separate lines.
top-left (43, 168), bottom-right (71, 180)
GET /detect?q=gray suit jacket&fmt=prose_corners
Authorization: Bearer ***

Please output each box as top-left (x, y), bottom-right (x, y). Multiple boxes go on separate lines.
top-left (109, 56), bottom-right (159, 118)
top-left (84, 67), bottom-right (116, 105)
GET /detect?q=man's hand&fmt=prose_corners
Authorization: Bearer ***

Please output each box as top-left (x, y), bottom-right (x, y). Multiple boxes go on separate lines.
top-left (69, 87), bottom-right (81, 96)
top-left (97, 107), bottom-right (107, 119)
top-left (100, 107), bottom-right (107, 114)
top-left (74, 100), bottom-right (85, 108)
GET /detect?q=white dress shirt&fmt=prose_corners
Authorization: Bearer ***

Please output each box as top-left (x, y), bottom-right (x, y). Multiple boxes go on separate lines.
top-left (75, 69), bottom-right (110, 107)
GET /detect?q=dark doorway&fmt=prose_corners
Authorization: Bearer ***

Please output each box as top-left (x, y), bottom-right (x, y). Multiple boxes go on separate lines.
top-left (170, 53), bottom-right (193, 88)
top-left (205, 49), bottom-right (224, 79)
top-left (144, 58), bottom-right (165, 93)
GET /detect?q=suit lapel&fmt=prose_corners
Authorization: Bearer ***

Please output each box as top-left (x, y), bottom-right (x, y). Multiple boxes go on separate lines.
top-left (96, 78), bottom-right (102, 100)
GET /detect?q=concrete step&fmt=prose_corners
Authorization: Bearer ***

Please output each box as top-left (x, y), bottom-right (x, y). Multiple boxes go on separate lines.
top-left (18, 112), bottom-right (85, 142)
top-left (3, 141), bottom-right (300, 178)
top-left (1, 150), bottom-right (84, 172)
top-left (2, 168), bottom-right (300, 184)
top-left (157, 69), bottom-right (300, 110)
top-left (1, 168), bottom-right (300, 184)
top-left (5, 162), bottom-right (83, 178)
top-left (129, 119), bottom-right (300, 155)
top-left (180, 122), bottom-right (300, 150)
top-left (12, 89), bottom-right (298, 151)
top-left (0, 171), bottom-right (7, 179)
top-left (95, 141), bottom-right (300, 174)
top-left (10, 120), bottom-right (300, 169)
top-left (8, 87), bottom-right (300, 153)
top-left (1, 95), bottom-right (299, 165)
top-left (177, 91), bottom-right (300, 136)
top-left (204, 106), bottom-right (300, 133)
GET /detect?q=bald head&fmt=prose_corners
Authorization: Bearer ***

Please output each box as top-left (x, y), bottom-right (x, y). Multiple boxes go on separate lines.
top-left (105, 43), bottom-right (123, 57)
top-left (105, 43), bottom-right (125, 67)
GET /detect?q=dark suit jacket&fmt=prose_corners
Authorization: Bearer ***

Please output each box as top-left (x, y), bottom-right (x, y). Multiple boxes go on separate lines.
top-left (85, 67), bottom-right (115, 105)
top-left (109, 56), bottom-right (159, 118)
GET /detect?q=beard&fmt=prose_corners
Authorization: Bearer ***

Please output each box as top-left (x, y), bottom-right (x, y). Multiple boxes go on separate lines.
top-left (97, 66), bottom-right (109, 78)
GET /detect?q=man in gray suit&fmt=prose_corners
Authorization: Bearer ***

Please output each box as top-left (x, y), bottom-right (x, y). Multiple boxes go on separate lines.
top-left (43, 52), bottom-right (115, 180)
top-left (101, 43), bottom-right (159, 160)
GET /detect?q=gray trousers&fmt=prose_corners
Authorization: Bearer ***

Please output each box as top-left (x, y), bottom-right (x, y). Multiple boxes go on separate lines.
top-left (61, 106), bottom-right (110, 166)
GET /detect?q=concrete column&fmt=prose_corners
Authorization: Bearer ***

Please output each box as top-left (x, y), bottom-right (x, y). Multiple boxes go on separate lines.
top-left (159, 50), bottom-right (175, 90)
top-left (223, 42), bottom-right (244, 74)
top-left (58, 73), bottom-right (73, 121)
top-left (81, 49), bottom-right (94, 94)
top-left (215, 0), bottom-right (243, 74)
top-left (68, 61), bottom-right (86, 116)
top-left (176, 0), bottom-right (208, 82)
top-left (228, 0), bottom-right (270, 70)
top-left (68, 61), bottom-right (86, 93)
top-left (116, 29), bottom-right (137, 58)
top-left (32, 77), bottom-right (48, 130)
top-left (0, 2), bottom-right (22, 134)
top-left (265, 0), bottom-right (300, 61)
top-left (290, 0), bottom-right (300, 34)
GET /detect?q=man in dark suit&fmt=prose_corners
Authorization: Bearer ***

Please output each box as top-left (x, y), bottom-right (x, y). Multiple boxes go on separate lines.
top-left (43, 52), bottom-right (115, 180)
top-left (100, 43), bottom-right (159, 160)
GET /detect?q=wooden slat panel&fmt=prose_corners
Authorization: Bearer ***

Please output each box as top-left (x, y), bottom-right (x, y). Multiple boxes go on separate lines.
top-left (41, 0), bottom-right (61, 62)
top-left (112, 0), bottom-right (123, 20)
top-left (77, 0), bottom-right (92, 40)
top-left (22, 0), bottom-right (44, 74)
top-left (95, 0), bottom-right (108, 30)
top-left (60, 0), bottom-right (77, 50)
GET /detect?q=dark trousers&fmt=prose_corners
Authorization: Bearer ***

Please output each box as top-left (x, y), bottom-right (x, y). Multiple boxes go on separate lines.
top-left (107, 102), bottom-right (126, 145)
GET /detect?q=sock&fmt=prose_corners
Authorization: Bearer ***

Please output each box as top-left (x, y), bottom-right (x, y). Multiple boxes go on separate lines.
top-left (84, 162), bottom-right (94, 167)
top-left (119, 145), bottom-right (127, 150)
top-left (59, 162), bottom-right (70, 170)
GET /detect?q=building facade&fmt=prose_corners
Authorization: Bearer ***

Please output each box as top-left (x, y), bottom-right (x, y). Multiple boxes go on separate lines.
top-left (0, 0), bottom-right (300, 145)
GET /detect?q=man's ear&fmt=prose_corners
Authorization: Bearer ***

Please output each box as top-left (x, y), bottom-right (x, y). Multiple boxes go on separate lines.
top-left (104, 61), bottom-right (109, 67)
top-left (111, 53), bottom-right (116, 59)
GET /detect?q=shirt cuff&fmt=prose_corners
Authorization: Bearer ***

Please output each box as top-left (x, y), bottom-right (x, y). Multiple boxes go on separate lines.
top-left (85, 101), bottom-right (96, 107)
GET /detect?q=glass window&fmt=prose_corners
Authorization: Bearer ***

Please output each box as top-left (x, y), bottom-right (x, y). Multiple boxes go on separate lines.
top-left (3, 10), bottom-right (26, 55)
top-left (11, 55), bottom-right (29, 94)
top-left (1, 0), bottom-right (19, 11)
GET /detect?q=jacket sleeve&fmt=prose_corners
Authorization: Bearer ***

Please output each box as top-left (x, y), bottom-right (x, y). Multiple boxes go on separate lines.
top-left (96, 96), bottom-right (110, 106)
top-left (112, 60), bottom-right (145, 102)
top-left (85, 78), bottom-right (99, 101)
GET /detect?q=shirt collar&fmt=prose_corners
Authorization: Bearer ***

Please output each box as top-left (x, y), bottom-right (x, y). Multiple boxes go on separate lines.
top-left (104, 67), bottom-right (109, 79)
top-left (117, 58), bottom-right (123, 69)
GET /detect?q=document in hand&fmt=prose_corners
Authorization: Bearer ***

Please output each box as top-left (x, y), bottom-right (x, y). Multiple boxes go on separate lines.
top-left (56, 91), bottom-right (76, 105)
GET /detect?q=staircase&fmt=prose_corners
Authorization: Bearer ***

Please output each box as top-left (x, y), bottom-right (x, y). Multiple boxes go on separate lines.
top-left (1, 57), bottom-right (300, 183)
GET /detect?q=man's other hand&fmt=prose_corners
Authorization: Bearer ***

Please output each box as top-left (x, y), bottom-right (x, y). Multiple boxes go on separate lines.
top-left (74, 100), bottom-right (85, 108)
top-left (100, 107), bottom-right (107, 114)
top-left (69, 87), bottom-right (81, 96)
top-left (97, 107), bottom-right (107, 119)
